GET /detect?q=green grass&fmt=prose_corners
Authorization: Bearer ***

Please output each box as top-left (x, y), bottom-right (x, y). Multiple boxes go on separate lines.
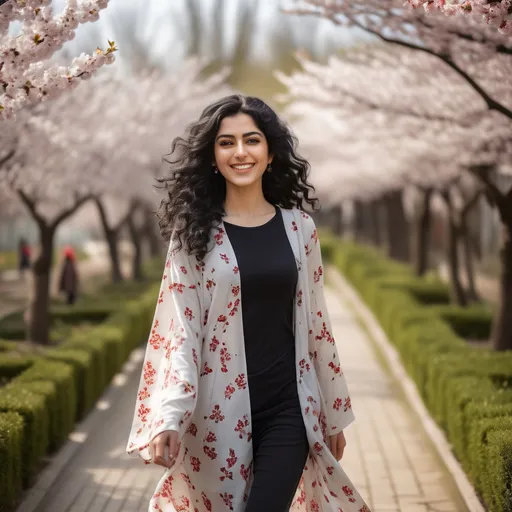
top-left (0, 248), bottom-right (88, 273)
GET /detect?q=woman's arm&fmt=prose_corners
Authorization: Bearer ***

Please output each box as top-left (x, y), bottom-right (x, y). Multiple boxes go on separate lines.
top-left (126, 236), bottom-right (203, 462)
top-left (304, 214), bottom-right (355, 436)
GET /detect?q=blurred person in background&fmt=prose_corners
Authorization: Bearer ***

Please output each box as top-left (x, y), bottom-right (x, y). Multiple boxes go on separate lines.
top-left (18, 237), bottom-right (31, 278)
top-left (58, 246), bottom-right (79, 305)
top-left (127, 95), bottom-right (369, 512)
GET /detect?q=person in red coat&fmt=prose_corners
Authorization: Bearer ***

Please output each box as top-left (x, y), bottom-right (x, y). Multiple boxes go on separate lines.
top-left (58, 246), bottom-right (79, 305)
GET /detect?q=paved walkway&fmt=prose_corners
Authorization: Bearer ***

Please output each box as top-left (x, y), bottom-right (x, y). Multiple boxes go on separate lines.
top-left (21, 279), bottom-right (467, 512)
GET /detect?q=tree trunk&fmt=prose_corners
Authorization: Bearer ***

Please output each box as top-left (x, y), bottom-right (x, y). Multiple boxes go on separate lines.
top-left (461, 219), bottom-right (480, 302)
top-left (127, 208), bottom-right (144, 281)
top-left (447, 217), bottom-right (468, 306)
top-left (385, 190), bottom-right (410, 262)
top-left (414, 188), bottom-right (433, 276)
top-left (369, 200), bottom-right (382, 247)
top-left (353, 200), bottom-right (365, 243)
top-left (144, 209), bottom-right (162, 258)
top-left (492, 225), bottom-right (512, 351)
top-left (443, 192), bottom-right (468, 306)
top-left (94, 197), bottom-right (124, 283)
top-left (105, 230), bottom-right (124, 283)
top-left (29, 225), bottom-right (55, 344)
top-left (16, 190), bottom-right (91, 344)
top-left (330, 204), bottom-right (343, 236)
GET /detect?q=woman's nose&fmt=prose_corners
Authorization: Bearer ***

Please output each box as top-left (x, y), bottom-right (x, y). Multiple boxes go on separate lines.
top-left (234, 141), bottom-right (248, 158)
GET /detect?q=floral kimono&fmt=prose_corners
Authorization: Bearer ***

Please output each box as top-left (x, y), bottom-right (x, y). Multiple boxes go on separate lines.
top-left (127, 207), bottom-right (370, 512)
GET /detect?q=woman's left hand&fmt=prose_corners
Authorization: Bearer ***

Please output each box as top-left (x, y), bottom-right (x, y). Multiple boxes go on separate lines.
top-left (329, 431), bottom-right (347, 461)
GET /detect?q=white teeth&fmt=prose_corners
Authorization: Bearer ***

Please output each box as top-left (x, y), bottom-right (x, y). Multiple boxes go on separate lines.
top-left (232, 164), bottom-right (253, 170)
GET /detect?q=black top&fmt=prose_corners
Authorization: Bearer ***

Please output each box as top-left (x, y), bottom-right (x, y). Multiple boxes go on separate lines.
top-left (223, 207), bottom-right (300, 417)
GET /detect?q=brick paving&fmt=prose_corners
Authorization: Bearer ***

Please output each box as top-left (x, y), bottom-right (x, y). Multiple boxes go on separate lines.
top-left (24, 283), bottom-right (467, 512)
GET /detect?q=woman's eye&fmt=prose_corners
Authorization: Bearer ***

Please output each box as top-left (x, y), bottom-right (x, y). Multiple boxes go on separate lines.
top-left (247, 138), bottom-right (260, 144)
top-left (219, 141), bottom-right (232, 146)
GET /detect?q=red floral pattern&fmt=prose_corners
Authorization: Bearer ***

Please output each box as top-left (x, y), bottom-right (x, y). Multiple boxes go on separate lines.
top-left (127, 208), bottom-right (369, 511)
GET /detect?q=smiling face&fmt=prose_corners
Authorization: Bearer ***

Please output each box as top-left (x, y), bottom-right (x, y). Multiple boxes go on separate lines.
top-left (213, 113), bottom-right (273, 190)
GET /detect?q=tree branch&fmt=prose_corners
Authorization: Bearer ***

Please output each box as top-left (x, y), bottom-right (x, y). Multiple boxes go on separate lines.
top-left (299, 73), bottom-right (471, 124)
top-left (347, 16), bottom-right (512, 120)
top-left (0, 147), bottom-right (16, 168)
top-left (284, 7), bottom-right (512, 121)
top-left (415, 17), bottom-right (512, 56)
top-left (461, 188), bottom-right (484, 218)
top-left (467, 165), bottom-right (507, 215)
top-left (51, 193), bottom-right (93, 229)
top-left (117, 204), bottom-right (133, 232)
top-left (17, 189), bottom-right (46, 228)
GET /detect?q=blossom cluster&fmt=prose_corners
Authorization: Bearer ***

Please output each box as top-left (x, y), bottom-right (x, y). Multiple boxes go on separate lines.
top-left (406, 0), bottom-right (512, 34)
top-left (0, 0), bottom-right (116, 119)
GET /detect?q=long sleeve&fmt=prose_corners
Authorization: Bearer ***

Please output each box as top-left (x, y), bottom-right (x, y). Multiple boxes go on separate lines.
top-left (304, 214), bottom-right (355, 435)
top-left (126, 237), bottom-right (203, 462)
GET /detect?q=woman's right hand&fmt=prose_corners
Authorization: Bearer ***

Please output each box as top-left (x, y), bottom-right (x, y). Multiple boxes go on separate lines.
top-left (150, 430), bottom-right (180, 469)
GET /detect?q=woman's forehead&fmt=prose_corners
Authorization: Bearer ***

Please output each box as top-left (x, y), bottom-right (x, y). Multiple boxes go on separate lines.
top-left (217, 113), bottom-right (259, 134)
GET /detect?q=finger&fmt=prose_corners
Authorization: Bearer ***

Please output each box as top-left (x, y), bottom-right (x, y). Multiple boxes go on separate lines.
top-left (330, 436), bottom-right (337, 458)
top-left (170, 433), bottom-right (178, 457)
top-left (153, 438), bottom-right (169, 468)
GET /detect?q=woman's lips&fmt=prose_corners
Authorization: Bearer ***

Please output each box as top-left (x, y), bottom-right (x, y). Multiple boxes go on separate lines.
top-left (230, 163), bottom-right (255, 173)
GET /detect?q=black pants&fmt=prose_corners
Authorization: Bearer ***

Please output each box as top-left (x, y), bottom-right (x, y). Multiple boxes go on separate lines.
top-left (245, 401), bottom-right (309, 511)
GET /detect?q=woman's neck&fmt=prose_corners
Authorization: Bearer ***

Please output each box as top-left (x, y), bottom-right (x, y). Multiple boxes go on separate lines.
top-left (223, 185), bottom-right (273, 217)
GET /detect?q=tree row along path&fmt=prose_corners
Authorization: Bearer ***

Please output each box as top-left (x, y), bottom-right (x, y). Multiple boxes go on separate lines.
top-left (437, 261), bottom-right (499, 305)
top-left (26, 272), bottom-right (467, 512)
top-left (0, 242), bottom-right (130, 320)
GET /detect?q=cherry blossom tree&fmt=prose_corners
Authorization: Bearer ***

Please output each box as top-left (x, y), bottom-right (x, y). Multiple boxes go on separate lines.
top-left (284, 0), bottom-right (512, 123)
top-left (0, 0), bottom-right (117, 120)
top-left (14, 57), bottom-right (233, 292)
top-left (2, 118), bottom-right (96, 343)
top-left (58, 59), bottom-right (233, 282)
top-left (277, 44), bottom-right (512, 349)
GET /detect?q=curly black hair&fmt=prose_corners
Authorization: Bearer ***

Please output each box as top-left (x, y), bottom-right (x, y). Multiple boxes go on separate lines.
top-left (156, 94), bottom-right (319, 261)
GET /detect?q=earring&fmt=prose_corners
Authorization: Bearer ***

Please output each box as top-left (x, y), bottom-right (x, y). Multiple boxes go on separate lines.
top-left (267, 164), bottom-right (272, 173)
top-left (213, 166), bottom-right (219, 174)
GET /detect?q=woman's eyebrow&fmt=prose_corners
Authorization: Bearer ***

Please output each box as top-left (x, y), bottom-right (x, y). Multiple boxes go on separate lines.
top-left (216, 131), bottom-right (263, 141)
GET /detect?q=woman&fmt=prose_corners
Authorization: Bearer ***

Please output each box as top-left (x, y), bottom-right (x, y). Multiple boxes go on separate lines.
top-left (127, 95), bottom-right (370, 512)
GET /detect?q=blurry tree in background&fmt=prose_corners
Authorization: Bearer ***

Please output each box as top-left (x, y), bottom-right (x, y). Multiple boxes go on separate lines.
top-left (277, 30), bottom-right (512, 349)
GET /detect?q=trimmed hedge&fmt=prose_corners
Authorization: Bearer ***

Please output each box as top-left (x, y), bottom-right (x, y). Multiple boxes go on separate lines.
top-left (0, 305), bottom-right (115, 341)
top-left (0, 279), bottom-right (158, 511)
top-left (0, 412), bottom-right (23, 512)
top-left (378, 276), bottom-right (451, 305)
top-left (0, 340), bottom-right (18, 352)
top-left (15, 360), bottom-right (76, 452)
top-left (44, 348), bottom-right (94, 420)
top-left (51, 305), bottom-right (115, 325)
top-left (484, 429), bottom-right (512, 512)
top-left (0, 354), bottom-right (34, 384)
top-left (0, 385), bottom-right (48, 485)
top-left (429, 304), bottom-right (493, 340)
top-left (0, 312), bottom-right (26, 341)
top-left (327, 239), bottom-right (512, 511)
